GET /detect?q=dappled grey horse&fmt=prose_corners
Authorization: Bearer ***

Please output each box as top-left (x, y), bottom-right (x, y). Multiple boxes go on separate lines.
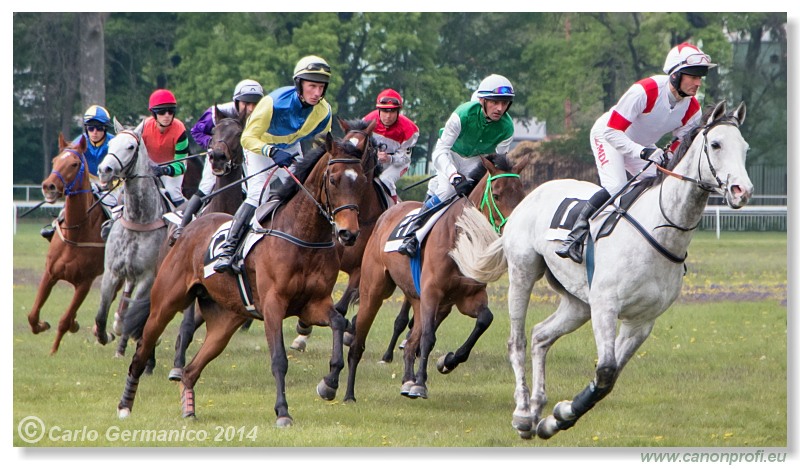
top-left (93, 120), bottom-right (168, 365)
top-left (452, 101), bottom-right (753, 439)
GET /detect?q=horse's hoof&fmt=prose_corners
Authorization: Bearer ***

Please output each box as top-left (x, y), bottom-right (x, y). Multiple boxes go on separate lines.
top-left (182, 410), bottom-right (196, 419)
top-left (289, 337), bottom-right (307, 352)
top-left (113, 313), bottom-right (123, 336)
top-left (398, 339), bottom-right (407, 350)
top-left (400, 381), bottom-right (414, 396)
top-left (553, 400), bottom-right (576, 422)
top-left (408, 385), bottom-right (428, 399)
top-left (276, 416), bottom-right (293, 428)
top-left (511, 413), bottom-right (534, 434)
top-left (316, 379), bottom-right (337, 401)
top-left (69, 321), bottom-right (80, 333)
top-left (436, 352), bottom-right (455, 374)
top-left (343, 331), bottom-right (353, 347)
top-left (536, 415), bottom-right (560, 440)
top-left (32, 322), bottom-right (51, 334)
top-left (168, 368), bottom-right (183, 381)
top-left (118, 408), bottom-right (131, 419)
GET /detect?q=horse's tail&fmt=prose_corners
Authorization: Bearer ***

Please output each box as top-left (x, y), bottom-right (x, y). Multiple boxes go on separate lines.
top-left (123, 297), bottom-right (151, 340)
top-left (450, 206), bottom-right (508, 283)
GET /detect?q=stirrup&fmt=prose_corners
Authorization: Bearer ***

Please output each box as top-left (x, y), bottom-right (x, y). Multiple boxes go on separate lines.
top-left (397, 237), bottom-right (419, 257)
top-left (168, 226), bottom-right (183, 246)
top-left (41, 224), bottom-right (55, 241)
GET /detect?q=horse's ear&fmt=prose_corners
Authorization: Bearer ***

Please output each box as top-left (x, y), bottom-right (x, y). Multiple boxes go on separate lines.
top-left (732, 101), bottom-right (746, 126)
top-left (364, 118), bottom-right (378, 135)
top-left (707, 101), bottom-right (727, 126)
top-left (214, 103), bottom-right (223, 123)
top-left (75, 134), bottom-right (88, 153)
top-left (511, 153), bottom-right (530, 174)
top-left (337, 116), bottom-right (349, 133)
top-left (325, 132), bottom-right (334, 153)
top-left (480, 154), bottom-right (498, 174)
top-left (58, 132), bottom-right (69, 151)
top-left (113, 117), bottom-right (124, 134)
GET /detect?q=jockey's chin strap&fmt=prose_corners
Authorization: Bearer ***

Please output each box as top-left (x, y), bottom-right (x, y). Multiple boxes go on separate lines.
top-left (653, 116), bottom-right (740, 232)
top-left (479, 173), bottom-right (520, 233)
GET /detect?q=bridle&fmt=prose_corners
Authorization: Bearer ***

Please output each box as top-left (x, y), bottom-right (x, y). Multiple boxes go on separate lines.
top-left (654, 116), bottom-right (741, 232)
top-left (208, 118), bottom-right (244, 176)
top-left (50, 149), bottom-right (91, 198)
top-left (479, 172), bottom-right (521, 233)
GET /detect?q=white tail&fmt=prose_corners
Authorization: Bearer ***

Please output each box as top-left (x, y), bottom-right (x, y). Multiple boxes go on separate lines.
top-left (450, 206), bottom-right (508, 283)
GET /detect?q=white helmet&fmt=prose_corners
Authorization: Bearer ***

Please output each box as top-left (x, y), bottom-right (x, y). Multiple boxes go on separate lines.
top-left (663, 42), bottom-right (717, 76)
top-left (475, 74), bottom-right (515, 101)
top-left (293, 55), bottom-right (331, 84)
top-left (232, 79), bottom-right (264, 103)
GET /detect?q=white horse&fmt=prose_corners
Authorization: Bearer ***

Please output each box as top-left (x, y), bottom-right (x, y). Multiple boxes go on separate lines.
top-left (451, 101), bottom-right (753, 439)
top-left (93, 119), bottom-right (168, 366)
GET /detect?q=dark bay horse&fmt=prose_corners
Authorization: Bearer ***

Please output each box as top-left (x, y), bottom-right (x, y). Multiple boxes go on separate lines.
top-left (28, 135), bottom-right (107, 354)
top-left (118, 129), bottom-right (376, 427)
top-left (343, 153), bottom-right (527, 402)
top-left (168, 106), bottom-right (247, 380)
top-left (289, 117), bottom-right (388, 352)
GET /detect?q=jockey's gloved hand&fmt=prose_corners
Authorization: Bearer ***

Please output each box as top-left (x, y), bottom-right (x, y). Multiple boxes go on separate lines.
top-left (151, 164), bottom-right (175, 177)
top-left (450, 173), bottom-right (471, 196)
top-left (269, 147), bottom-right (295, 168)
top-left (639, 146), bottom-right (666, 166)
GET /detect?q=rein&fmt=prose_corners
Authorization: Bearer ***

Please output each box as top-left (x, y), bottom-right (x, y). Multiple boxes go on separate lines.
top-left (48, 148), bottom-right (98, 234)
top-left (479, 173), bottom-right (520, 233)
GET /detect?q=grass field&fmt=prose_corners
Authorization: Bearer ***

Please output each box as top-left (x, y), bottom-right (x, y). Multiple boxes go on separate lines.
top-left (11, 220), bottom-right (787, 450)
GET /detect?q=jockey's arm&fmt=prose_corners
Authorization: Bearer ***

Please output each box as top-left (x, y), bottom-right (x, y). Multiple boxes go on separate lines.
top-left (431, 112), bottom-right (462, 178)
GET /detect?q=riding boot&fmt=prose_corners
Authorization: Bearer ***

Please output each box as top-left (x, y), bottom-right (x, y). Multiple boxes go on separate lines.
top-left (397, 195), bottom-right (443, 257)
top-left (213, 203), bottom-right (256, 274)
top-left (555, 189), bottom-right (610, 263)
top-left (169, 193), bottom-right (204, 246)
top-left (40, 209), bottom-right (65, 241)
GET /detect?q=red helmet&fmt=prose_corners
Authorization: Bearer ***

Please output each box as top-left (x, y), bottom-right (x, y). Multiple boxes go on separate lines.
top-left (376, 89), bottom-right (403, 110)
top-left (148, 89), bottom-right (177, 111)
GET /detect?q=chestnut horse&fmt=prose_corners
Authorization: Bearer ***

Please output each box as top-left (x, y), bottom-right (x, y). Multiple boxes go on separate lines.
top-left (343, 153), bottom-right (527, 402)
top-left (118, 127), bottom-right (376, 427)
top-left (28, 135), bottom-right (107, 354)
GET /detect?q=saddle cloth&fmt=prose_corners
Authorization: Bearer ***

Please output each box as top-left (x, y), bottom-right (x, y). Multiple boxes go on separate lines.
top-left (383, 202), bottom-right (454, 253)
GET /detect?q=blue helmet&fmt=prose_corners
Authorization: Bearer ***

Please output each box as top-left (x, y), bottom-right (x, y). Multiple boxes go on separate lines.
top-left (83, 105), bottom-right (111, 126)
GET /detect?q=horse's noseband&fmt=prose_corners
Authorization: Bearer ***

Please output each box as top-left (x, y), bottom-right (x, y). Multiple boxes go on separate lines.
top-left (50, 149), bottom-right (91, 197)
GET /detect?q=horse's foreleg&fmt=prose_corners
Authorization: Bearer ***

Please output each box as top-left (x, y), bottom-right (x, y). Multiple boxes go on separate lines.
top-left (50, 281), bottom-right (93, 354)
top-left (262, 311), bottom-right (292, 427)
top-left (289, 320), bottom-right (313, 352)
top-left (113, 282), bottom-right (134, 336)
top-left (316, 306), bottom-right (345, 401)
top-left (408, 298), bottom-right (438, 400)
top-left (344, 290), bottom-right (386, 402)
top-left (28, 271), bottom-right (57, 334)
top-left (380, 298), bottom-right (411, 363)
top-left (94, 274), bottom-right (123, 346)
top-left (437, 304), bottom-right (493, 374)
top-left (170, 302), bottom-right (202, 381)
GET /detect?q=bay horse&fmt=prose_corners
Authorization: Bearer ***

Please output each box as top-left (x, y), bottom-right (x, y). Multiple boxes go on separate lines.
top-left (451, 101), bottom-right (752, 439)
top-left (93, 120), bottom-right (169, 358)
top-left (117, 128), bottom-right (376, 427)
top-left (288, 117), bottom-right (388, 352)
top-left (168, 106), bottom-right (247, 380)
top-left (28, 135), bottom-right (107, 354)
top-left (343, 152), bottom-right (527, 402)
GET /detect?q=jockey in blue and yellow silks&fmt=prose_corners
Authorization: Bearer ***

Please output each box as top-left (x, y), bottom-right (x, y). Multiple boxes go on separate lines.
top-left (213, 55), bottom-right (333, 273)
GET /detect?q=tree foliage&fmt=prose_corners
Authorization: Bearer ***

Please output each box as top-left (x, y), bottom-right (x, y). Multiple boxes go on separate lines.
top-left (13, 12), bottom-right (787, 185)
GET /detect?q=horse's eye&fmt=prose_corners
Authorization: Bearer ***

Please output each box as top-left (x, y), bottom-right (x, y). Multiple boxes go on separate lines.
top-left (329, 175), bottom-right (336, 186)
top-left (492, 193), bottom-right (500, 201)
top-left (711, 142), bottom-right (721, 150)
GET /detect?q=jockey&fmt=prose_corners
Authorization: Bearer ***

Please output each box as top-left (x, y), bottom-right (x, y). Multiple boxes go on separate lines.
top-left (396, 74), bottom-right (515, 257)
top-left (363, 88), bottom-right (420, 203)
top-left (140, 89), bottom-right (190, 206)
top-left (556, 42), bottom-right (716, 263)
top-left (41, 104), bottom-right (116, 241)
top-left (169, 79), bottom-right (264, 245)
top-left (213, 55), bottom-right (333, 273)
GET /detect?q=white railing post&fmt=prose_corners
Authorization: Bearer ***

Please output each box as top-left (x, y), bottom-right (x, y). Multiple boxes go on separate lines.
top-left (715, 207), bottom-right (720, 240)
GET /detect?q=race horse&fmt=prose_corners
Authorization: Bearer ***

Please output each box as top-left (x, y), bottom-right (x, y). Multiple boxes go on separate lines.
top-left (93, 121), bottom-right (169, 365)
top-left (117, 127), bottom-right (376, 427)
top-left (343, 152), bottom-right (527, 402)
top-left (28, 135), bottom-right (107, 354)
top-left (288, 117), bottom-right (389, 353)
top-left (168, 106), bottom-right (247, 381)
top-left (451, 101), bottom-right (752, 439)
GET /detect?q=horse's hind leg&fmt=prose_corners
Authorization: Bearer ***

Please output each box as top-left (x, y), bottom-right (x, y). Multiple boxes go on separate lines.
top-left (180, 302), bottom-right (245, 419)
top-left (113, 281), bottom-right (134, 336)
top-left (94, 272), bottom-right (123, 345)
top-left (380, 297), bottom-right (411, 363)
top-left (28, 271), bottom-right (57, 334)
top-left (436, 301), bottom-right (493, 374)
top-left (50, 280), bottom-right (93, 354)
